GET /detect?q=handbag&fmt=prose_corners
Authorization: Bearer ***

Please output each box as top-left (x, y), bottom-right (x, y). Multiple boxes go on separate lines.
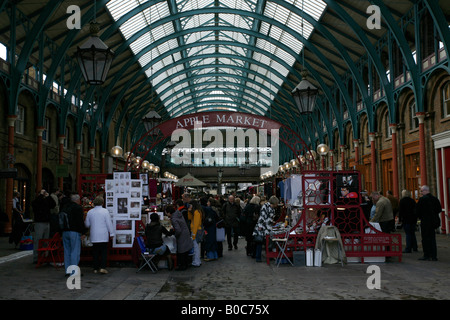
top-left (253, 234), bottom-right (264, 243)
top-left (195, 228), bottom-right (205, 243)
top-left (216, 219), bottom-right (225, 228)
top-left (216, 227), bottom-right (225, 242)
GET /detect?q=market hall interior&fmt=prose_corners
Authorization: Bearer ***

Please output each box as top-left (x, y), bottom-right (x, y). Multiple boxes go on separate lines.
top-left (0, 0), bottom-right (450, 298)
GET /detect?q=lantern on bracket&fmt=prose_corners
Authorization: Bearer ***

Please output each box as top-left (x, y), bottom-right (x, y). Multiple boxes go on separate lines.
top-left (76, 21), bottom-right (114, 85)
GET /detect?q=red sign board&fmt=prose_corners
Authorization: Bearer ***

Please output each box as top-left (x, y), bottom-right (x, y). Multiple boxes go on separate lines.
top-left (157, 111), bottom-right (282, 137)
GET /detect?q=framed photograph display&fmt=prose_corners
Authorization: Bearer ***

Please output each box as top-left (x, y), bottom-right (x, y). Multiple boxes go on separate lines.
top-left (108, 173), bottom-right (142, 248)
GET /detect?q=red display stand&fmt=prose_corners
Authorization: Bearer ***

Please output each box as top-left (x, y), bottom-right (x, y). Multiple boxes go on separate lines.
top-left (266, 171), bottom-right (402, 265)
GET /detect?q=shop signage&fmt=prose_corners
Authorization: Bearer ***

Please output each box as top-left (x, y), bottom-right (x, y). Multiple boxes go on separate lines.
top-left (157, 111), bottom-right (281, 137)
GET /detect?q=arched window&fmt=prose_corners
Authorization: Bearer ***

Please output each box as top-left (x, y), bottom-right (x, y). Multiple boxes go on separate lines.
top-left (409, 100), bottom-right (419, 130)
top-left (442, 82), bottom-right (450, 118)
top-left (385, 111), bottom-right (392, 139)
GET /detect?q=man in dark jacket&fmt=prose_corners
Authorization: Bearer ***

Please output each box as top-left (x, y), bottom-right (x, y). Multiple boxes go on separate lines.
top-left (61, 193), bottom-right (87, 276)
top-left (222, 195), bottom-right (241, 250)
top-left (416, 185), bottom-right (442, 261)
top-left (398, 190), bottom-right (418, 253)
top-left (32, 189), bottom-right (56, 263)
top-left (145, 213), bottom-right (174, 269)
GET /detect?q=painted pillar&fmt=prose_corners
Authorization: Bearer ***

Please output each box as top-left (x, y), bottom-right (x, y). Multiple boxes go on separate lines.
top-left (329, 150), bottom-right (334, 170)
top-left (36, 127), bottom-right (45, 193)
top-left (390, 124), bottom-right (399, 198)
top-left (58, 135), bottom-right (65, 190)
top-left (76, 142), bottom-right (81, 193)
top-left (369, 133), bottom-right (377, 191)
top-left (340, 145), bottom-right (346, 170)
top-left (5, 116), bottom-right (17, 233)
top-left (417, 112), bottom-right (427, 186)
top-left (353, 139), bottom-right (360, 165)
top-left (101, 152), bottom-right (106, 174)
top-left (89, 147), bottom-right (95, 172)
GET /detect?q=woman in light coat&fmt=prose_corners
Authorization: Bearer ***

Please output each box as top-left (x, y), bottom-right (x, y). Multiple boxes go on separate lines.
top-left (84, 196), bottom-right (114, 274)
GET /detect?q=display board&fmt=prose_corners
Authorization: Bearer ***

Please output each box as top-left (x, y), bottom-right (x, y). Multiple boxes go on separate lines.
top-left (105, 172), bottom-right (143, 248)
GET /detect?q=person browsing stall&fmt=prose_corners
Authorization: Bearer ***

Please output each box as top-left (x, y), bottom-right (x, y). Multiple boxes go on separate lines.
top-left (145, 212), bottom-right (174, 270)
top-left (84, 196), bottom-right (114, 274)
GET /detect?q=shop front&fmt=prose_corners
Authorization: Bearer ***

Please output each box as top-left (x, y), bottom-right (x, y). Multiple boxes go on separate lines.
top-left (432, 131), bottom-right (450, 234)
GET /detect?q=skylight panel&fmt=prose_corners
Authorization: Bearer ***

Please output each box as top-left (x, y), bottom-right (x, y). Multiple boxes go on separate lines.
top-left (219, 0), bottom-right (256, 12)
top-left (287, 0), bottom-right (327, 21)
top-left (106, 0), bottom-right (327, 117)
top-left (177, 0), bottom-right (213, 12)
top-left (119, 13), bottom-right (147, 40)
top-left (107, 0), bottom-right (144, 21)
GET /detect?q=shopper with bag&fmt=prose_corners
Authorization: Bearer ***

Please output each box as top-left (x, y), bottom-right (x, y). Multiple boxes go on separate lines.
top-left (189, 200), bottom-right (204, 267)
top-left (252, 196), bottom-right (279, 262)
top-left (209, 198), bottom-right (224, 258)
top-left (200, 197), bottom-right (219, 261)
top-left (168, 201), bottom-right (192, 271)
top-left (242, 196), bottom-right (261, 256)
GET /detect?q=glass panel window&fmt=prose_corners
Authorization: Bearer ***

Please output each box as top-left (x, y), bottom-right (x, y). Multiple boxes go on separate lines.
top-left (410, 101), bottom-right (418, 130)
top-left (443, 82), bottom-right (450, 118)
top-left (42, 117), bottom-right (50, 143)
top-left (385, 112), bottom-right (391, 138)
top-left (15, 106), bottom-right (25, 135)
top-left (64, 126), bottom-right (70, 149)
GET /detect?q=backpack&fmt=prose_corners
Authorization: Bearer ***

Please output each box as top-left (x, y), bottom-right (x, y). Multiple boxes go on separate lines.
top-left (58, 210), bottom-right (70, 231)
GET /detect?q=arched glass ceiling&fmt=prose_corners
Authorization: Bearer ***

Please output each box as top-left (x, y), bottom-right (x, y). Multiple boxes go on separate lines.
top-left (106, 0), bottom-right (327, 117)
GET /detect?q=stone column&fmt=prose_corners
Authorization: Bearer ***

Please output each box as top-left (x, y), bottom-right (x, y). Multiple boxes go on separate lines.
top-left (369, 133), bottom-right (377, 191)
top-left (416, 112), bottom-right (427, 186)
top-left (36, 127), bottom-right (45, 193)
top-left (390, 124), bottom-right (399, 198)
top-left (4, 116), bottom-right (17, 233)
top-left (76, 142), bottom-right (81, 193)
top-left (58, 135), bottom-right (65, 190)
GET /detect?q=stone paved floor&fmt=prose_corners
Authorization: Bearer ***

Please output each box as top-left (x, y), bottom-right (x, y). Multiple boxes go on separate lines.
top-left (1, 231), bottom-right (450, 301)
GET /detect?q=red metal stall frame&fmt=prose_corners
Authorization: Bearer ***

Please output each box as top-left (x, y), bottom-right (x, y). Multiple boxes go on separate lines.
top-left (265, 170), bottom-right (402, 265)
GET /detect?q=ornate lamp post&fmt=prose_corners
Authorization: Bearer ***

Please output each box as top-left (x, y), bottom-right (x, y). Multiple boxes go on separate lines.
top-left (142, 110), bottom-right (161, 135)
top-left (292, 70), bottom-right (319, 115)
top-left (77, 22), bottom-right (114, 85)
top-left (110, 145), bottom-right (123, 170)
top-left (317, 144), bottom-right (330, 170)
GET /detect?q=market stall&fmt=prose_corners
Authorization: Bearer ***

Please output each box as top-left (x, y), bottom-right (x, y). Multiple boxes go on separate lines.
top-left (266, 171), bottom-right (402, 265)
top-left (78, 173), bottom-right (176, 263)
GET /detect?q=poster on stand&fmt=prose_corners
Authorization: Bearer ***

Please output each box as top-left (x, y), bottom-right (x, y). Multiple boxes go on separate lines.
top-left (105, 179), bottom-right (115, 218)
top-left (129, 179), bottom-right (142, 220)
top-left (108, 173), bottom-right (142, 248)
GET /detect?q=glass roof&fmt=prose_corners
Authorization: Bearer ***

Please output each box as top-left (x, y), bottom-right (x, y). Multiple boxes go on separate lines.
top-left (106, 0), bottom-right (327, 117)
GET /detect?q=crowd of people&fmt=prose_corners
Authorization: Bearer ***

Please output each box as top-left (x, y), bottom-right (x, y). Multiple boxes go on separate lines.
top-left (363, 186), bottom-right (442, 261)
top-left (8, 180), bottom-right (443, 276)
top-left (146, 193), bottom-right (280, 271)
